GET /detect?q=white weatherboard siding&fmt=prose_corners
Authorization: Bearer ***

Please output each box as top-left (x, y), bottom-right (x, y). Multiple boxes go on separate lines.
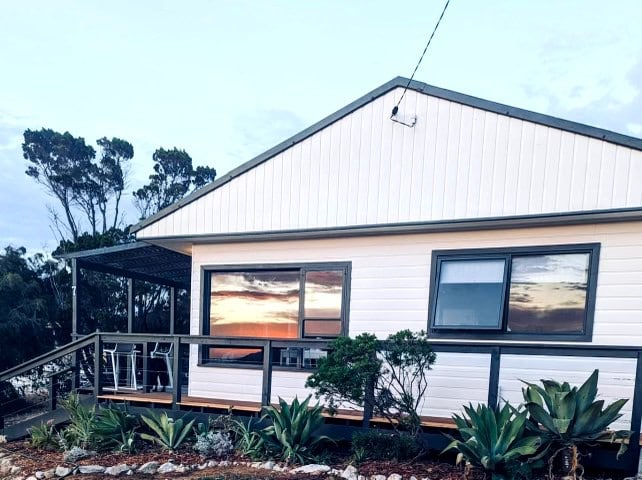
top-left (138, 87), bottom-right (642, 239)
top-left (187, 221), bottom-right (642, 417)
top-left (498, 355), bottom-right (636, 431)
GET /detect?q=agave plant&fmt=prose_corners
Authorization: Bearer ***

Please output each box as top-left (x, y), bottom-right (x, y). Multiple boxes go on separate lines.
top-left (140, 410), bottom-right (195, 452)
top-left (93, 405), bottom-right (139, 453)
top-left (233, 417), bottom-right (267, 460)
top-left (260, 395), bottom-right (332, 464)
top-left (443, 402), bottom-right (541, 480)
top-left (522, 369), bottom-right (631, 478)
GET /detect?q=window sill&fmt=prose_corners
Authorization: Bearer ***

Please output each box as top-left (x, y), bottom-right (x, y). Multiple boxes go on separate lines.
top-left (196, 362), bottom-right (317, 372)
top-left (428, 330), bottom-right (592, 343)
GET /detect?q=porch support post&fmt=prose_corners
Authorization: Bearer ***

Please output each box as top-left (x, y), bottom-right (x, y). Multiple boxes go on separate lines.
top-left (171, 337), bottom-right (182, 409)
top-left (93, 333), bottom-right (102, 397)
top-left (71, 259), bottom-right (80, 390)
top-left (625, 350), bottom-right (642, 476)
top-left (487, 347), bottom-right (501, 409)
top-left (262, 340), bottom-right (273, 406)
top-left (169, 287), bottom-right (176, 335)
top-left (127, 278), bottom-right (135, 333)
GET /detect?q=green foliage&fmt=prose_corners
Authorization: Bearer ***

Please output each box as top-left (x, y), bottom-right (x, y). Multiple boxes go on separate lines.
top-left (232, 418), bottom-right (266, 460)
top-left (259, 396), bottom-right (332, 464)
top-left (140, 410), bottom-right (195, 451)
top-left (29, 420), bottom-right (59, 450)
top-left (351, 430), bottom-right (421, 461)
top-left (94, 405), bottom-right (139, 453)
top-left (522, 369), bottom-right (631, 477)
top-left (59, 392), bottom-right (98, 449)
top-left (444, 403), bottom-right (541, 480)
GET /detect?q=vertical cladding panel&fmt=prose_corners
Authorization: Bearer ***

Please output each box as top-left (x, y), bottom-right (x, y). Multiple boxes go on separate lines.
top-left (431, 99), bottom-right (451, 219)
top-left (502, 119), bottom-right (523, 215)
top-left (465, 108), bottom-right (486, 217)
top-left (555, 132), bottom-right (576, 212)
top-left (528, 125), bottom-right (548, 214)
top-left (499, 355), bottom-right (636, 431)
top-left (318, 128), bottom-right (332, 227)
top-left (136, 86), bottom-right (642, 240)
top-left (356, 103), bottom-right (373, 225)
top-left (569, 135), bottom-right (589, 211)
top-left (583, 138), bottom-right (604, 210)
top-left (326, 122), bottom-right (341, 227)
top-left (490, 115), bottom-right (510, 216)
top-left (443, 102), bottom-right (462, 219)
top-left (478, 111), bottom-right (497, 217)
top-left (542, 128), bottom-right (562, 213)
top-left (419, 352), bottom-right (490, 418)
top-left (270, 371), bottom-right (316, 404)
top-left (409, 94), bottom-right (429, 220)
top-left (337, 116), bottom-right (351, 226)
top-left (397, 94), bottom-right (416, 222)
top-left (271, 154), bottom-right (284, 230)
top-left (366, 89), bottom-right (385, 224)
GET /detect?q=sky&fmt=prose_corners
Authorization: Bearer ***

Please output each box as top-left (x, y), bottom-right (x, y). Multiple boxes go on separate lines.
top-left (1, 0), bottom-right (641, 253)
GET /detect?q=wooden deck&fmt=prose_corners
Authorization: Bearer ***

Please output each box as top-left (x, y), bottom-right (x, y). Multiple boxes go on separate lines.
top-left (96, 391), bottom-right (456, 429)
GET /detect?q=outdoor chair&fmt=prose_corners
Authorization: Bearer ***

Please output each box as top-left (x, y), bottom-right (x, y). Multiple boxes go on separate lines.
top-left (103, 343), bottom-right (139, 391)
top-left (150, 342), bottom-right (174, 390)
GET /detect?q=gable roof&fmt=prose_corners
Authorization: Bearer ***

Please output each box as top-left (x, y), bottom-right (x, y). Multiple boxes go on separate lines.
top-left (131, 76), bottom-right (642, 234)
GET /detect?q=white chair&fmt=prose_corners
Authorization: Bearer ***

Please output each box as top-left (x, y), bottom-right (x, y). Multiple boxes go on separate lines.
top-left (150, 342), bottom-right (174, 390)
top-left (103, 343), bottom-right (139, 391)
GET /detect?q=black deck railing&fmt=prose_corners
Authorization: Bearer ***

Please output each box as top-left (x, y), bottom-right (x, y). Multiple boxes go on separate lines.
top-left (1, 333), bottom-right (642, 475)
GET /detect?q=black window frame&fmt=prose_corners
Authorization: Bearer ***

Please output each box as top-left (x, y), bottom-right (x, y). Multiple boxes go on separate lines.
top-left (427, 243), bottom-right (600, 342)
top-left (199, 261), bottom-right (351, 367)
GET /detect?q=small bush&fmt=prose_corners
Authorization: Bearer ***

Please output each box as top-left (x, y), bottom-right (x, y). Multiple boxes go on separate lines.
top-left (233, 418), bottom-right (266, 460)
top-left (140, 410), bottom-right (195, 452)
top-left (194, 431), bottom-right (234, 458)
top-left (59, 392), bottom-right (97, 449)
top-left (29, 420), bottom-right (58, 450)
top-left (94, 405), bottom-right (139, 453)
top-left (351, 430), bottom-right (420, 461)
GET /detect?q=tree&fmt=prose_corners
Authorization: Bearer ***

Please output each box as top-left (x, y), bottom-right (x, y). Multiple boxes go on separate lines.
top-left (306, 330), bottom-right (436, 439)
top-left (23, 129), bottom-right (133, 241)
top-left (134, 147), bottom-right (216, 218)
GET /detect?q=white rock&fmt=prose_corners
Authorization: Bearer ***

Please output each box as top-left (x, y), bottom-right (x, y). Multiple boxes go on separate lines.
top-left (291, 464), bottom-right (332, 475)
top-left (371, 476), bottom-right (387, 480)
top-left (251, 462), bottom-right (262, 468)
top-left (35, 471), bottom-right (45, 479)
top-left (26, 476), bottom-right (38, 480)
top-left (137, 462), bottom-right (159, 474)
top-left (358, 476), bottom-right (366, 480)
top-left (78, 465), bottom-right (106, 474)
top-left (387, 474), bottom-right (402, 480)
top-left (341, 465), bottom-right (359, 480)
top-left (157, 463), bottom-right (178, 474)
top-left (330, 469), bottom-right (343, 476)
top-left (218, 460), bottom-right (230, 467)
top-left (175, 465), bottom-right (189, 473)
top-left (409, 477), bottom-right (417, 480)
top-left (126, 470), bottom-right (133, 476)
top-left (54, 466), bottom-right (71, 477)
top-left (1, 458), bottom-right (13, 466)
top-left (260, 461), bottom-right (276, 470)
top-left (11, 466), bottom-right (22, 474)
top-left (43, 469), bottom-right (56, 479)
top-left (105, 464), bottom-right (129, 476)
top-left (197, 463), bottom-right (208, 470)
top-left (207, 460), bottom-right (218, 468)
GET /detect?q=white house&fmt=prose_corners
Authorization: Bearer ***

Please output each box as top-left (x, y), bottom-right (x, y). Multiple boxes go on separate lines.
top-left (127, 77), bottom-right (642, 433)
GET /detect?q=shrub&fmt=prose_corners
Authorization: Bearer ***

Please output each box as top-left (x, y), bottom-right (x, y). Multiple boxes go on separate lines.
top-left (522, 369), bottom-right (631, 478)
top-left (351, 430), bottom-right (420, 461)
top-left (140, 410), bottom-right (195, 451)
top-left (444, 403), bottom-right (541, 480)
top-left (194, 431), bottom-right (234, 458)
top-left (29, 420), bottom-right (58, 449)
top-left (233, 418), bottom-right (267, 460)
top-left (59, 392), bottom-right (97, 449)
top-left (260, 396), bottom-right (332, 464)
top-left (94, 405), bottom-right (139, 453)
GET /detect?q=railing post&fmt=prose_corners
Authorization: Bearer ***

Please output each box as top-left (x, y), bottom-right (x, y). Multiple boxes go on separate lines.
top-left (487, 347), bottom-right (501, 409)
top-left (93, 333), bottom-right (102, 397)
top-left (71, 259), bottom-right (80, 390)
top-left (48, 373), bottom-right (58, 412)
top-left (171, 337), bottom-right (182, 409)
top-left (262, 340), bottom-right (273, 406)
top-left (142, 342), bottom-right (149, 393)
top-left (624, 350), bottom-right (642, 476)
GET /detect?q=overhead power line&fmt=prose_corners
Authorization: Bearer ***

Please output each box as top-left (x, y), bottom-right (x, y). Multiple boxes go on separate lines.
top-left (392, 0), bottom-right (452, 117)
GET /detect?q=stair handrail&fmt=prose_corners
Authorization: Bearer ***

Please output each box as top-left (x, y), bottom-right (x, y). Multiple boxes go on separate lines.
top-left (0, 333), bottom-right (97, 382)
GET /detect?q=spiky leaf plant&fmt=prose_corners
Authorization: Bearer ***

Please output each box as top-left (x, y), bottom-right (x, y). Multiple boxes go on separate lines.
top-left (522, 369), bottom-right (631, 479)
top-left (93, 405), bottom-right (139, 453)
top-left (260, 396), bottom-right (333, 464)
top-left (444, 402), bottom-right (541, 480)
top-left (140, 410), bottom-right (195, 452)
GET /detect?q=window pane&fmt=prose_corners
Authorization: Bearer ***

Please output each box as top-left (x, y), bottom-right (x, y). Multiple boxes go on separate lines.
top-left (208, 347), bottom-right (263, 366)
top-left (434, 259), bottom-right (506, 329)
top-left (304, 270), bottom-right (343, 318)
top-left (507, 253), bottom-right (589, 334)
top-left (210, 271), bottom-right (299, 338)
top-left (304, 319), bottom-right (342, 337)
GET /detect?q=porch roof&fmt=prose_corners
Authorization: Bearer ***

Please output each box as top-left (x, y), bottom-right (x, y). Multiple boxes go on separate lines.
top-left (57, 242), bottom-right (191, 289)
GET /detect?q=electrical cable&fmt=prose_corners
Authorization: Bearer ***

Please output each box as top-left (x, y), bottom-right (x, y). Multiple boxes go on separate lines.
top-left (393, 0), bottom-right (452, 116)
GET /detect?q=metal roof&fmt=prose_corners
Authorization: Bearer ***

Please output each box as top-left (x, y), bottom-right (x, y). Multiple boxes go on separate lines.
top-left (130, 76), bottom-right (642, 234)
top-left (57, 242), bottom-right (191, 289)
